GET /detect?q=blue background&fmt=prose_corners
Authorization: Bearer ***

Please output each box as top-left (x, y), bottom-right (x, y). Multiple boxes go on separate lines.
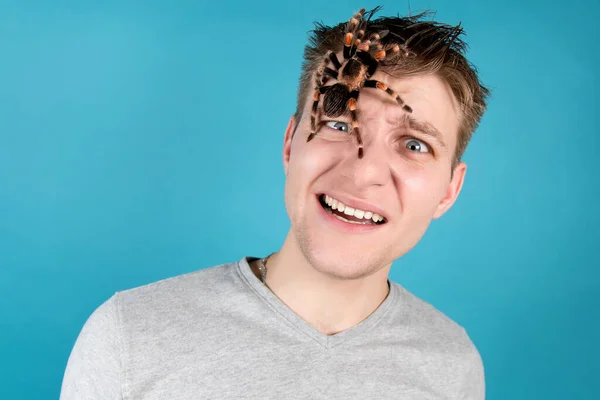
top-left (1, 0), bottom-right (598, 398)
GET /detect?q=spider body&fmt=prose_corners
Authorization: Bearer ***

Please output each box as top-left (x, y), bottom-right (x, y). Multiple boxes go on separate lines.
top-left (322, 84), bottom-right (357, 118)
top-left (322, 58), bottom-right (368, 118)
top-left (307, 8), bottom-right (413, 158)
top-left (339, 58), bottom-right (369, 90)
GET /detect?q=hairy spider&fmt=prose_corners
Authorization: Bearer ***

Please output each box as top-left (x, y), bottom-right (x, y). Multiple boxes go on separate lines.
top-left (306, 8), bottom-right (413, 159)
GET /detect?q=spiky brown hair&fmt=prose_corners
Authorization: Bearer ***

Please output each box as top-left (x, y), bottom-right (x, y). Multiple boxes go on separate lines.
top-left (294, 7), bottom-right (490, 167)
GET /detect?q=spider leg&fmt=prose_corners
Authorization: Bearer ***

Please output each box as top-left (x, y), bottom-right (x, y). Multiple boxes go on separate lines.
top-left (344, 8), bottom-right (366, 60)
top-left (308, 49), bottom-right (342, 143)
top-left (323, 67), bottom-right (339, 80)
top-left (350, 14), bottom-right (368, 58)
top-left (352, 16), bottom-right (368, 53)
top-left (329, 52), bottom-right (342, 70)
top-left (364, 80), bottom-right (413, 113)
top-left (308, 89), bottom-right (322, 142)
top-left (361, 31), bottom-right (397, 63)
top-left (356, 49), bottom-right (378, 76)
top-left (307, 87), bottom-right (323, 140)
top-left (347, 90), bottom-right (364, 159)
top-left (343, 32), bottom-right (354, 60)
top-left (354, 34), bottom-right (382, 76)
top-left (366, 31), bottom-right (384, 48)
top-left (355, 29), bottom-right (366, 44)
top-left (307, 84), bottom-right (331, 143)
top-left (315, 51), bottom-right (333, 86)
top-left (374, 44), bottom-right (401, 62)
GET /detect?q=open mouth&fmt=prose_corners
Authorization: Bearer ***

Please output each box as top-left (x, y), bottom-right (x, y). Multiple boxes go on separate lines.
top-left (318, 194), bottom-right (386, 225)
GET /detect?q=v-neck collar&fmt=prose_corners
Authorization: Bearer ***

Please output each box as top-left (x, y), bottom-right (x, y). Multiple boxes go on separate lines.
top-left (236, 256), bottom-right (399, 349)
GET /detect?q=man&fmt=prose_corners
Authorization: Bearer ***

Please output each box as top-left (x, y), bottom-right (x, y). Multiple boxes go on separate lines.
top-left (61, 7), bottom-right (489, 399)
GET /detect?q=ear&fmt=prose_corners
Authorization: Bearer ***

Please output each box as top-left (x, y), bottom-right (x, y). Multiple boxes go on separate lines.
top-left (433, 162), bottom-right (467, 219)
top-left (282, 116), bottom-right (295, 175)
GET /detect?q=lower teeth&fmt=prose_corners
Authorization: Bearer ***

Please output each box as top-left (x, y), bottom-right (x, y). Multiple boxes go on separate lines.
top-left (323, 202), bottom-right (374, 225)
top-left (333, 213), bottom-right (370, 225)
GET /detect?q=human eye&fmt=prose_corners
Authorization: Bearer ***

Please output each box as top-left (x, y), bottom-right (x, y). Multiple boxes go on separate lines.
top-left (324, 121), bottom-right (350, 133)
top-left (404, 138), bottom-right (430, 153)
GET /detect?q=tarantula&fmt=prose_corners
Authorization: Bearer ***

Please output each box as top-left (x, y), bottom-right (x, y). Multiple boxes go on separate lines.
top-left (306, 8), bottom-right (413, 158)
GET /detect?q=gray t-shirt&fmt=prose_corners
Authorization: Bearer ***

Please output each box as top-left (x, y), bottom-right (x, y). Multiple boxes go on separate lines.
top-left (60, 257), bottom-right (485, 399)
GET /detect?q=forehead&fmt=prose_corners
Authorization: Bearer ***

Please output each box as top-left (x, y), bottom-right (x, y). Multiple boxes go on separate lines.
top-left (356, 72), bottom-right (460, 139)
top-left (305, 66), bottom-right (461, 150)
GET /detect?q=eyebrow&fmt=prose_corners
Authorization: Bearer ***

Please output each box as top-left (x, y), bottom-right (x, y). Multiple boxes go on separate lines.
top-left (394, 114), bottom-right (447, 148)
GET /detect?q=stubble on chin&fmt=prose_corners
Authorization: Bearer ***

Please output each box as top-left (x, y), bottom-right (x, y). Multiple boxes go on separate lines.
top-left (292, 221), bottom-right (390, 281)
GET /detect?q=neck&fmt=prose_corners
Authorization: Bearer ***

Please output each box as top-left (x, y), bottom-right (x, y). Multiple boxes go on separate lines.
top-left (257, 232), bottom-right (391, 336)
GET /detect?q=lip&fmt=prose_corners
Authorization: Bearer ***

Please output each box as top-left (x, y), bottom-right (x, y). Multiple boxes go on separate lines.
top-left (315, 194), bottom-right (387, 233)
top-left (319, 192), bottom-right (389, 221)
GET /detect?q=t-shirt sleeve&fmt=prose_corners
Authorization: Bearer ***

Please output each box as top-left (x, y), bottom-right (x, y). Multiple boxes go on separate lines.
top-left (60, 293), bottom-right (124, 400)
top-left (458, 334), bottom-right (486, 400)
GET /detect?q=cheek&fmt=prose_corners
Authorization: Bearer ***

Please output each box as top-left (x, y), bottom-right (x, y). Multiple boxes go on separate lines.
top-left (285, 138), bottom-right (333, 206)
top-left (397, 166), bottom-right (449, 210)
top-left (285, 140), bottom-right (337, 223)
top-left (289, 138), bottom-right (338, 181)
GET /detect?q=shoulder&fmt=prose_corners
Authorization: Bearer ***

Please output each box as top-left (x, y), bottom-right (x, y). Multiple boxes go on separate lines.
top-left (111, 259), bottom-right (251, 325)
top-left (117, 259), bottom-right (240, 303)
top-left (387, 283), bottom-right (485, 397)
top-left (61, 289), bottom-right (123, 398)
top-left (390, 282), bottom-right (481, 358)
top-left (72, 259), bottom-right (244, 341)
top-left (61, 260), bottom-right (247, 398)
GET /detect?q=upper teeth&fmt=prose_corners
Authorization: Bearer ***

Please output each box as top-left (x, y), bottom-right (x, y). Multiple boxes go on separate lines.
top-left (324, 195), bottom-right (385, 223)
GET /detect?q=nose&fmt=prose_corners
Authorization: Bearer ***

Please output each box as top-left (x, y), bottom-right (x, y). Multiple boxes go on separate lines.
top-left (341, 136), bottom-right (392, 190)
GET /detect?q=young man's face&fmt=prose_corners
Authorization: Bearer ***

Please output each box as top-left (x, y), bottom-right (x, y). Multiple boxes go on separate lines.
top-left (282, 68), bottom-right (466, 280)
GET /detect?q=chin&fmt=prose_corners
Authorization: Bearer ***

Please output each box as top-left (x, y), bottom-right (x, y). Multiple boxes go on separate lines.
top-left (296, 230), bottom-right (391, 280)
